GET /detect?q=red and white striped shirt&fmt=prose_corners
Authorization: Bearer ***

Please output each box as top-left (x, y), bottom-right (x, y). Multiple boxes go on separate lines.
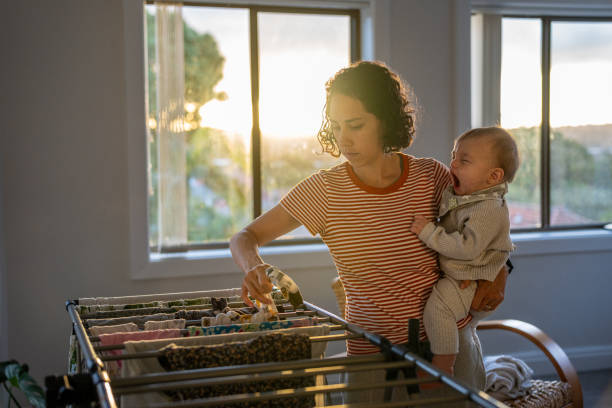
top-left (280, 153), bottom-right (471, 354)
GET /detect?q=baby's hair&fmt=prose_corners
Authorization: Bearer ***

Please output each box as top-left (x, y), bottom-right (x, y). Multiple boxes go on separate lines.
top-left (456, 126), bottom-right (520, 182)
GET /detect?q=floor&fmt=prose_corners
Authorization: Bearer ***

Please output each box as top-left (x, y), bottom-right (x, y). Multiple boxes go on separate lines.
top-left (324, 368), bottom-right (612, 407)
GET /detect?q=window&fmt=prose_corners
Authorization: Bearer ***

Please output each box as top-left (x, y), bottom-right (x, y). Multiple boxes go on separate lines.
top-left (472, 12), bottom-right (612, 230)
top-left (144, 2), bottom-right (359, 252)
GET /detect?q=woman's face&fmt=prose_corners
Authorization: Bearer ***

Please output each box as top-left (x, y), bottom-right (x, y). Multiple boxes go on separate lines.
top-left (328, 93), bottom-right (384, 165)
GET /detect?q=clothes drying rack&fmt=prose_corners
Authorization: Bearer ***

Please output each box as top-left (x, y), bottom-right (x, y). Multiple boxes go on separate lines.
top-left (48, 289), bottom-right (509, 408)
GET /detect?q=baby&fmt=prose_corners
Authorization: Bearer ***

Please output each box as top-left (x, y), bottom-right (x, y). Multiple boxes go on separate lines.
top-left (410, 126), bottom-right (519, 376)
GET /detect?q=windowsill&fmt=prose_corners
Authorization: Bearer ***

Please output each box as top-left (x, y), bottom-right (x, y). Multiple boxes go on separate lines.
top-left (511, 228), bottom-right (612, 256)
top-left (132, 229), bottom-right (612, 280)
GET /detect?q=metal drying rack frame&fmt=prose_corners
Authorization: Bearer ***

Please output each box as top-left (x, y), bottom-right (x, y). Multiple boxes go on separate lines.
top-left (55, 290), bottom-right (508, 408)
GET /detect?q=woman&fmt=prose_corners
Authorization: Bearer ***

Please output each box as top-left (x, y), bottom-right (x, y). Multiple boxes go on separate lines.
top-left (230, 61), bottom-right (507, 399)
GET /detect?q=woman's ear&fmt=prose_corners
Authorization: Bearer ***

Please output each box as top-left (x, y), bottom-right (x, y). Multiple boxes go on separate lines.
top-left (489, 167), bottom-right (505, 184)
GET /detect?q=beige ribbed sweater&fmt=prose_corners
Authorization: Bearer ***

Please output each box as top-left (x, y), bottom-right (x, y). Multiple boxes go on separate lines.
top-left (418, 183), bottom-right (513, 282)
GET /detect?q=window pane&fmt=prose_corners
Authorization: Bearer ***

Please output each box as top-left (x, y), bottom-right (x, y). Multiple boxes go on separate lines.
top-left (550, 22), bottom-right (612, 226)
top-left (146, 5), bottom-right (252, 246)
top-left (500, 18), bottom-right (542, 229)
top-left (258, 12), bottom-right (348, 239)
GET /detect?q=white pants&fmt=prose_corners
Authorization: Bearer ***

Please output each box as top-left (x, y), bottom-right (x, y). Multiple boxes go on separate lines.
top-left (424, 277), bottom-right (492, 355)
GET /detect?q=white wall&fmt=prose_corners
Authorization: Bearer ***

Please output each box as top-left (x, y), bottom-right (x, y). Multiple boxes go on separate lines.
top-left (0, 150), bottom-right (7, 406)
top-left (1, 0), bottom-right (611, 387)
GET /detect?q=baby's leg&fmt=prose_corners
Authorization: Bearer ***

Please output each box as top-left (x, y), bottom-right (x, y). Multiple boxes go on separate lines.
top-left (424, 278), bottom-right (477, 376)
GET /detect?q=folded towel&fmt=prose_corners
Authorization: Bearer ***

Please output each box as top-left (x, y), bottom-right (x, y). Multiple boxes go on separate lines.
top-left (484, 354), bottom-right (533, 400)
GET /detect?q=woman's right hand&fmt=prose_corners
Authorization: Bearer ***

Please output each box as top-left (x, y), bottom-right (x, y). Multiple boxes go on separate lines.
top-left (241, 263), bottom-right (275, 307)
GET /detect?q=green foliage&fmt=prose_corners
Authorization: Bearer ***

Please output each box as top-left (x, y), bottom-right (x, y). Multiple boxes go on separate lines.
top-left (508, 126), bottom-right (612, 224)
top-left (506, 126), bottom-right (541, 204)
top-left (145, 11), bottom-right (225, 114)
top-left (551, 130), bottom-right (594, 185)
top-left (186, 127), bottom-right (250, 241)
top-left (1, 361), bottom-right (45, 408)
top-left (183, 24), bottom-right (225, 107)
top-left (146, 11), bottom-right (157, 114)
top-left (261, 136), bottom-right (341, 207)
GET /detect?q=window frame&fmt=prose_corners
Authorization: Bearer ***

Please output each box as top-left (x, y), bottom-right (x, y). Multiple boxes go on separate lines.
top-left (471, 2), bottom-right (612, 232)
top-left (143, 1), bottom-right (361, 253)
top-left (124, 0), bottom-right (371, 278)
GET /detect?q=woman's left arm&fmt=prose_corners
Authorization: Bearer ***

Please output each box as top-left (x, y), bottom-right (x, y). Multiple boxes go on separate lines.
top-left (464, 265), bottom-right (509, 311)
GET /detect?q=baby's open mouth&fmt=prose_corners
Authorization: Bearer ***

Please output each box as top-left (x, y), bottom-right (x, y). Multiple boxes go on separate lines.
top-left (451, 173), bottom-right (460, 189)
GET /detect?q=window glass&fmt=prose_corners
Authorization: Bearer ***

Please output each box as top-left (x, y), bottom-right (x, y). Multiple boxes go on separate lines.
top-left (500, 18), bottom-right (542, 228)
top-left (550, 22), bottom-right (612, 226)
top-left (145, 5), bottom-right (353, 247)
top-left (146, 5), bottom-right (251, 247)
top-left (258, 12), bottom-right (348, 239)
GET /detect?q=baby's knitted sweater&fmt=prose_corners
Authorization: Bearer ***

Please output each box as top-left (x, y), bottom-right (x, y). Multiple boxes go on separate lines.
top-left (418, 183), bottom-right (513, 281)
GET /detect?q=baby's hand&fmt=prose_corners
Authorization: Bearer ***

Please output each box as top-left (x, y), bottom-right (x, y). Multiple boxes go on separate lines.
top-left (411, 215), bottom-right (429, 235)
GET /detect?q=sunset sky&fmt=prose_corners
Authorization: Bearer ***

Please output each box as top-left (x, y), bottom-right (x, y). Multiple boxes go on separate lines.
top-left (501, 18), bottom-right (612, 129)
top-left (179, 6), bottom-right (350, 141)
top-left (164, 7), bottom-right (612, 139)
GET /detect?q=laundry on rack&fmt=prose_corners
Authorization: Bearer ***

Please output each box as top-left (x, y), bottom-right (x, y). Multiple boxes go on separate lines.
top-left (86, 307), bottom-right (260, 328)
top-left (201, 308), bottom-right (276, 327)
top-left (97, 328), bottom-right (182, 377)
top-left (119, 325), bottom-right (331, 407)
top-left (78, 288), bottom-right (245, 306)
top-left (202, 312), bottom-right (236, 327)
top-left (98, 328), bottom-right (182, 346)
top-left (78, 296), bottom-right (249, 315)
top-left (484, 354), bottom-right (534, 400)
top-left (85, 313), bottom-right (178, 329)
top-left (89, 322), bottom-right (139, 336)
top-left (81, 306), bottom-right (175, 319)
top-left (78, 288), bottom-right (286, 307)
top-left (144, 319), bottom-right (186, 330)
top-left (157, 333), bottom-right (314, 407)
top-left (211, 297), bottom-right (230, 313)
top-left (196, 317), bottom-right (314, 336)
top-left (174, 308), bottom-right (217, 320)
top-left (67, 334), bottom-right (79, 373)
top-left (68, 323), bottom-right (139, 373)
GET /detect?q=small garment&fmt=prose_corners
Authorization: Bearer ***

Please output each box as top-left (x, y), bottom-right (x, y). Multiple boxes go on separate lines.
top-left (89, 322), bottom-right (139, 336)
top-left (87, 323), bottom-right (139, 378)
top-left (78, 301), bottom-right (162, 314)
top-left (174, 309), bottom-right (216, 321)
top-left (144, 319), bottom-right (186, 330)
top-left (97, 329), bottom-right (182, 377)
top-left (484, 354), bottom-right (533, 400)
top-left (201, 309), bottom-right (267, 327)
top-left (78, 288), bottom-right (243, 306)
top-left (211, 297), bottom-right (229, 312)
top-left (157, 333), bottom-right (314, 407)
top-left (197, 318), bottom-right (314, 336)
top-left (85, 313), bottom-right (176, 329)
top-left (81, 307), bottom-right (175, 319)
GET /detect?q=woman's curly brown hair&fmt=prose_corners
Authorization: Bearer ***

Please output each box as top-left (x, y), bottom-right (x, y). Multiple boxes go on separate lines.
top-left (317, 61), bottom-right (416, 157)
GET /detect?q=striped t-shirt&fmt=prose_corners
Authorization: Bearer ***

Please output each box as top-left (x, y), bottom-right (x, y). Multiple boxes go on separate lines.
top-left (280, 153), bottom-right (472, 355)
